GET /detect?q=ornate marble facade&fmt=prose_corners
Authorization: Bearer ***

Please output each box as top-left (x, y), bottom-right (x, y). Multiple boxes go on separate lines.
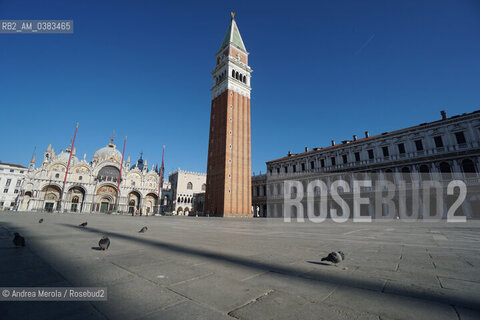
top-left (17, 139), bottom-right (171, 215)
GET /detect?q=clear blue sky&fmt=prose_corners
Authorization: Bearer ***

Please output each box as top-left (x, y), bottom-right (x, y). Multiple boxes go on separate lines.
top-left (1, 0), bottom-right (479, 175)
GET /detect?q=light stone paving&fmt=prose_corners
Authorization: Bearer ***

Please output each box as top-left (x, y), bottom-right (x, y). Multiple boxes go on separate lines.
top-left (0, 212), bottom-right (479, 319)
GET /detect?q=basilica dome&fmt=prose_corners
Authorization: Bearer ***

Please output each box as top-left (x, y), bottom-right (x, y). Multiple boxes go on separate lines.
top-left (57, 148), bottom-right (79, 164)
top-left (93, 140), bottom-right (122, 163)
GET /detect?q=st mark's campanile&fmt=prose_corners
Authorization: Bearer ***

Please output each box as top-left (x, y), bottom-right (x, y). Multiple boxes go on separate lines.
top-left (205, 13), bottom-right (252, 217)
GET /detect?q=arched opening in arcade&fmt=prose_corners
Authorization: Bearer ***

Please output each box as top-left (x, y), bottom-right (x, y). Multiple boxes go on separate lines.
top-left (68, 186), bottom-right (86, 212)
top-left (145, 193), bottom-right (158, 215)
top-left (22, 191), bottom-right (33, 211)
top-left (42, 185), bottom-right (62, 212)
top-left (439, 162), bottom-right (452, 180)
top-left (94, 185), bottom-right (118, 213)
top-left (462, 159), bottom-right (477, 178)
top-left (128, 191), bottom-right (141, 214)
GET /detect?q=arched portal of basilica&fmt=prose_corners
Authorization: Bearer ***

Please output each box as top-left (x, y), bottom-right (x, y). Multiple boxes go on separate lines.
top-left (94, 185), bottom-right (118, 213)
top-left (41, 185), bottom-right (62, 212)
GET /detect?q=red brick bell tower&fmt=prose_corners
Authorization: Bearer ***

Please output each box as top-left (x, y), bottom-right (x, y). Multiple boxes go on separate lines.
top-left (205, 13), bottom-right (252, 217)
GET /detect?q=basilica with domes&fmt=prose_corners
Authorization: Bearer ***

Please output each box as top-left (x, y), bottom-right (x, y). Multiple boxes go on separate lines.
top-left (17, 138), bottom-right (171, 215)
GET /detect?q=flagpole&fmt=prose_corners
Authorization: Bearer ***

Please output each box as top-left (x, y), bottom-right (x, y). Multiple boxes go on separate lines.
top-left (116, 136), bottom-right (127, 212)
top-left (157, 145), bottom-right (165, 214)
top-left (60, 122), bottom-right (79, 212)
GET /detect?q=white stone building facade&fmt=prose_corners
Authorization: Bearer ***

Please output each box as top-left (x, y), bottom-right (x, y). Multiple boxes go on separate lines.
top-left (169, 169), bottom-right (206, 215)
top-left (17, 139), bottom-right (170, 215)
top-left (0, 163), bottom-right (27, 211)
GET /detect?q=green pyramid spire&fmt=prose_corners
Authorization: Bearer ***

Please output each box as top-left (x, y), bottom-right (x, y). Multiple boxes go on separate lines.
top-left (219, 13), bottom-right (247, 52)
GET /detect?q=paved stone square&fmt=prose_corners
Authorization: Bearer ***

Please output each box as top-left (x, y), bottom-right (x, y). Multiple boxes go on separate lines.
top-left (0, 212), bottom-right (479, 319)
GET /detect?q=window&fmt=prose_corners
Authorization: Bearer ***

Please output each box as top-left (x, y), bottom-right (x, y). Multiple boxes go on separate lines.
top-left (202, 184), bottom-right (206, 191)
top-left (434, 136), bottom-right (443, 148)
top-left (382, 146), bottom-right (389, 157)
top-left (354, 152), bottom-right (360, 162)
top-left (3, 189), bottom-right (8, 193)
top-left (14, 189), bottom-right (18, 194)
top-left (293, 165), bottom-right (296, 173)
top-left (301, 163), bottom-right (305, 171)
top-left (368, 149), bottom-right (374, 159)
top-left (310, 161), bottom-right (315, 170)
top-left (277, 168), bottom-right (280, 174)
top-left (79, 176), bottom-right (82, 180)
top-left (342, 154), bottom-right (348, 164)
top-left (20, 171), bottom-right (24, 173)
top-left (5, 179), bottom-right (11, 186)
top-left (187, 182), bottom-right (193, 190)
top-left (55, 173), bottom-right (60, 178)
top-left (398, 143), bottom-right (406, 154)
top-left (331, 157), bottom-right (336, 166)
top-left (16, 180), bottom-right (21, 187)
top-left (415, 140), bottom-right (424, 151)
top-left (10, 169), bottom-right (14, 173)
top-left (455, 132), bottom-right (466, 144)
top-left (320, 159), bottom-right (325, 168)
top-left (284, 167), bottom-right (288, 173)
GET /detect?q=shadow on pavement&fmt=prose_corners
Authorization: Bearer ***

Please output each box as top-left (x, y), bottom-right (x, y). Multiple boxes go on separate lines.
top-left (56, 222), bottom-right (480, 311)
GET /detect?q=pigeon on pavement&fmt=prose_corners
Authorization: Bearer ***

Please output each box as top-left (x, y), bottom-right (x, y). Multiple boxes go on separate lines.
top-left (79, 222), bottom-right (88, 227)
top-left (13, 233), bottom-right (25, 247)
top-left (39, 219), bottom-right (44, 223)
top-left (98, 236), bottom-right (110, 250)
top-left (321, 251), bottom-right (345, 267)
top-left (139, 226), bottom-right (148, 233)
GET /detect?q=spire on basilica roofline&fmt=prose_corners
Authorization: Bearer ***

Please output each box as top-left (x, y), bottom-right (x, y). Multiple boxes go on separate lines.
top-left (43, 143), bottom-right (54, 164)
top-left (29, 147), bottom-right (36, 170)
top-left (219, 12), bottom-right (247, 52)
